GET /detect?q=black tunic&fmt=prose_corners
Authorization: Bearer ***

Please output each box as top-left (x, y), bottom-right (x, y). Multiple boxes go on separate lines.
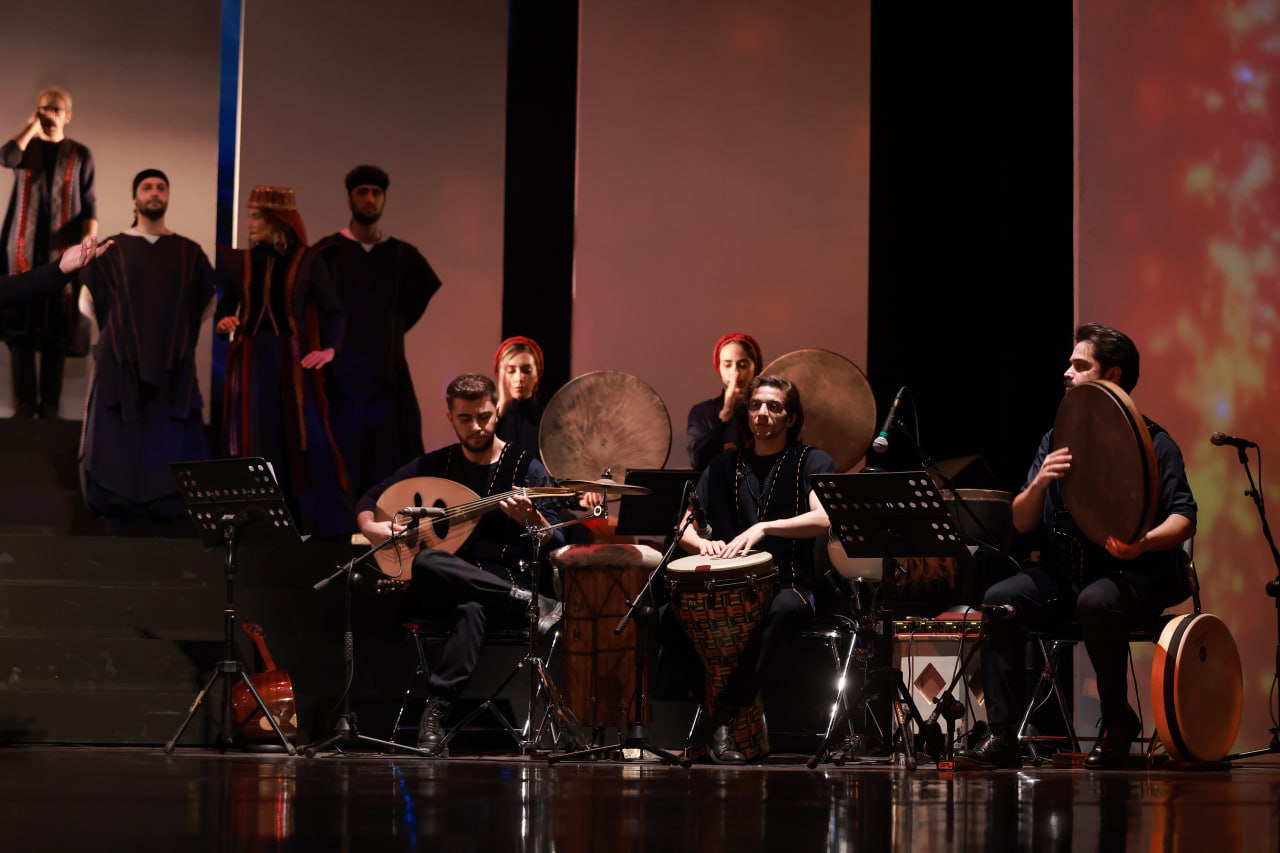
top-left (687, 392), bottom-right (750, 469)
top-left (496, 397), bottom-right (543, 455)
top-left (311, 232), bottom-right (441, 498)
top-left (79, 233), bottom-right (214, 517)
top-left (1, 137), bottom-right (96, 341)
top-left (695, 443), bottom-right (836, 588)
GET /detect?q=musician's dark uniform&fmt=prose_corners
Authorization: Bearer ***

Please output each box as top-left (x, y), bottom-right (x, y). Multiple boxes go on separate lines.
top-left (692, 441), bottom-right (835, 714)
top-left (980, 422), bottom-right (1196, 727)
top-left (355, 442), bottom-right (562, 700)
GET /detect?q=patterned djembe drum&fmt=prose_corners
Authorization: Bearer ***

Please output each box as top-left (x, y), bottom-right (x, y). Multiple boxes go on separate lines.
top-left (667, 551), bottom-right (778, 759)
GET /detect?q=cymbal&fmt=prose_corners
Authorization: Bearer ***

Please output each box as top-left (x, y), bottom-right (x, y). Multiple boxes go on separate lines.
top-left (760, 349), bottom-right (876, 471)
top-left (539, 371), bottom-right (671, 483)
top-left (557, 478), bottom-right (652, 496)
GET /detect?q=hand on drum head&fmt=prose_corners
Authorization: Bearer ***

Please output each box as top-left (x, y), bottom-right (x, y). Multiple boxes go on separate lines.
top-left (1105, 534), bottom-right (1146, 560)
top-left (722, 523), bottom-right (767, 559)
top-left (697, 538), bottom-right (729, 557)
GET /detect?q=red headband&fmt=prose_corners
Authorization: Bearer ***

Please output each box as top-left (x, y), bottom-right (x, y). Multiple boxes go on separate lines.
top-left (494, 336), bottom-right (545, 377)
top-left (713, 332), bottom-right (762, 376)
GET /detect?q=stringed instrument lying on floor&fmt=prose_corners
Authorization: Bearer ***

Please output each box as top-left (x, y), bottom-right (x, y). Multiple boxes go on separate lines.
top-left (372, 476), bottom-right (579, 580)
top-left (231, 622), bottom-right (297, 743)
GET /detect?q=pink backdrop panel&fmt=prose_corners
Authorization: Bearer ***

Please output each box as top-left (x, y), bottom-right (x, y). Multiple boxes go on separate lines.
top-left (239, 0), bottom-right (508, 453)
top-left (574, 0), bottom-right (872, 465)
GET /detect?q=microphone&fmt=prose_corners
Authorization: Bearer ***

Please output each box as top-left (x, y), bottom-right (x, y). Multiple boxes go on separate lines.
top-left (688, 491), bottom-right (713, 539)
top-left (871, 386), bottom-right (907, 453)
top-left (1210, 432), bottom-right (1258, 450)
top-left (398, 506), bottom-right (447, 519)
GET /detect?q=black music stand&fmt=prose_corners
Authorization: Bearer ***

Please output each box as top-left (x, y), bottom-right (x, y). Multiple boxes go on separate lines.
top-left (163, 458), bottom-right (298, 755)
top-left (806, 471), bottom-right (970, 770)
top-left (616, 469), bottom-right (698, 536)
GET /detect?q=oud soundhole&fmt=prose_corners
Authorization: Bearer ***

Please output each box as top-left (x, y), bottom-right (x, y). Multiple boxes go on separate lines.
top-left (430, 498), bottom-right (450, 539)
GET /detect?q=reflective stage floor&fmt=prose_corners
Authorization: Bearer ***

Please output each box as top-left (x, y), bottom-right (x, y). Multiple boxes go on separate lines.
top-left (2, 747), bottom-right (1278, 851)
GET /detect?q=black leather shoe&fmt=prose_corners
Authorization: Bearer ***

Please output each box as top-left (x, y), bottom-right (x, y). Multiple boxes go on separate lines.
top-left (954, 726), bottom-right (1021, 769)
top-left (417, 696), bottom-right (452, 755)
top-left (708, 724), bottom-right (747, 765)
top-left (1085, 707), bottom-right (1140, 769)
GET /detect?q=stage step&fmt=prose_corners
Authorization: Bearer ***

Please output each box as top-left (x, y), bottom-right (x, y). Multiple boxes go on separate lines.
top-left (0, 418), bottom-right (97, 535)
top-left (0, 635), bottom-right (222, 690)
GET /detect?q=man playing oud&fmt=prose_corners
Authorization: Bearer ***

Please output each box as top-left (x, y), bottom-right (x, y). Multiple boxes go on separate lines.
top-left (356, 373), bottom-right (563, 756)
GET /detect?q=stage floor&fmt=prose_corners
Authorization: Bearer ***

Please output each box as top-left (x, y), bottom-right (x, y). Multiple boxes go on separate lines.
top-left (3, 746), bottom-right (1278, 850)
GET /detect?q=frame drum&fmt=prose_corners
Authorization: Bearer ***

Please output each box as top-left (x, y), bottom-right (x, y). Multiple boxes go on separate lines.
top-left (1151, 613), bottom-right (1243, 763)
top-left (1053, 380), bottom-right (1159, 547)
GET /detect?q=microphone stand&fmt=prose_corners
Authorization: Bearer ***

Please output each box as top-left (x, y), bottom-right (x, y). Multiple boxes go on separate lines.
top-left (1224, 444), bottom-right (1280, 761)
top-left (303, 521), bottom-right (432, 757)
top-left (549, 488), bottom-right (695, 767)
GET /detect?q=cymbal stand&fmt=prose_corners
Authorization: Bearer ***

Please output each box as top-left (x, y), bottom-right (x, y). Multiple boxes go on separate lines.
top-left (438, 507), bottom-right (602, 755)
top-left (1223, 443), bottom-right (1280, 761)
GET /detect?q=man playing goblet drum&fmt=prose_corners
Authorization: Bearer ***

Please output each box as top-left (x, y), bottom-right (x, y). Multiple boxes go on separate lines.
top-left (957, 323), bottom-right (1196, 770)
top-left (679, 374), bottom-right (835, 763)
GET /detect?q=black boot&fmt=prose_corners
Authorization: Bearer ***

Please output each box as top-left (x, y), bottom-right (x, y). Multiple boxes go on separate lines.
top-left (954, 724), bottom-right (1021, 769)
top-left (508, 586), bottom-right (562, 635)
top-left (709, 723), bottom-right (747, 765)
top-left (705, 704), bottom-right (747, 765)
top-left (417, 695), bottom-right (452, 756)
top-left (1084, 706), bottom-right (1140, 769)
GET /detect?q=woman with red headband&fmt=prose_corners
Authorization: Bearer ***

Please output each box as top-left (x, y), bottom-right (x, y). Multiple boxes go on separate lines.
top-left (687, 332), bottom-right (762, 469)
top-left (493, 335), bottom-right (544, 452)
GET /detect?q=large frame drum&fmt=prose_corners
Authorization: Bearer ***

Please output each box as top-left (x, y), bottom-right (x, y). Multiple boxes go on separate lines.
top-left (666, 551), bottom-right (778, 759)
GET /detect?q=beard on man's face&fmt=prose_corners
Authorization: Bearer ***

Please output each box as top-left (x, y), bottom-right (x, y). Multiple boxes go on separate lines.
top-left (137, 201), bottom-right (167, 221)
top-left (349, 201), bottom-right (382, 226)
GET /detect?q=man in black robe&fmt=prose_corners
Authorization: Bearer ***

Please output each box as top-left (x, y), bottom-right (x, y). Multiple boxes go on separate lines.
top-left (79, 170), bottom-right (213, 534)
top-left (312, 165), bottom-right (441, 499)
top-left (2, 87), bottom-right (97, 418)
top-left (356, 374), bottom-right (562, 756)
top-left (677, 374), bottom-right (835, 763)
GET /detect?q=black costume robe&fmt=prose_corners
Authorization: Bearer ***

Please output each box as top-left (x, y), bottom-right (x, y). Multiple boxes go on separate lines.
top-left (311, 231), bottom-right (440, 498)
top-left (1, 137), bottom-right (96, 414)
top-left (79, 232), bottom-right (213, 524)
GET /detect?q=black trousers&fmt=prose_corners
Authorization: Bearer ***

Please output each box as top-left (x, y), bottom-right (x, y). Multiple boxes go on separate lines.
top-left (980, 565), bottom-right (1169, 726)
top-left (404, 549), bottom-right (528, 701)
top-left (8, 338), bottom-right (67, 416)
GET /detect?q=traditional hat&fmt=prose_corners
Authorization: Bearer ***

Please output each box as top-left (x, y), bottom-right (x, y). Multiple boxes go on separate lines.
top-left (248, 185), bottom-right (298, 211)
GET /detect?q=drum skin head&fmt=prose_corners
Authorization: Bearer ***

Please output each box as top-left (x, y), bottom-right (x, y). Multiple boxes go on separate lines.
top-left (539, 371), bottom-right (671, 482)
top-left (1151, 613), bottom-right (1243, 762)
top-left (761, 349), bottom-right (876, 472)
top-left (1053, 380), bottom-right (1158, 547)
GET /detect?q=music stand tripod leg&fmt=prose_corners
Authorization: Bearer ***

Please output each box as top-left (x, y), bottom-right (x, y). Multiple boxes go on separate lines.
top-left (164, 665), bottom-right (224, 753)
